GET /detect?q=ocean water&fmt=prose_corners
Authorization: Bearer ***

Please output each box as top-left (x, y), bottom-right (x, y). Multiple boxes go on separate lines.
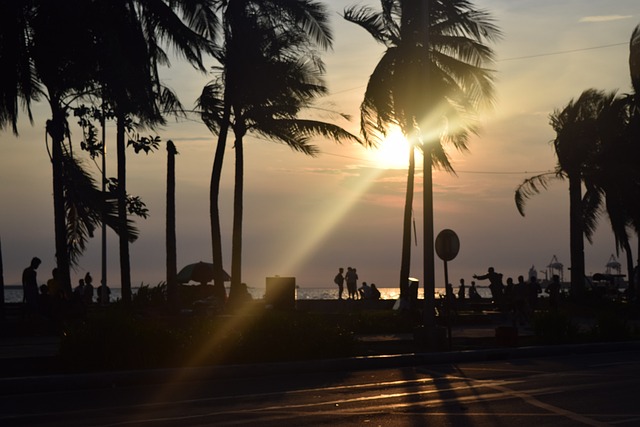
top-left (2, 285), bottom-right (495, 303)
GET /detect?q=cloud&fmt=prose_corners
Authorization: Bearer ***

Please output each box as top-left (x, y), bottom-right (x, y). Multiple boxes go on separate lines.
top-left (579, 15), bottom-right (633, 23)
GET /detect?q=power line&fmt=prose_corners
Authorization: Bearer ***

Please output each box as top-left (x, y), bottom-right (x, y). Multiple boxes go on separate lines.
top-left (328, 41), bottom-right (628, 96)
top-left (498, 42), bottom-right (627, 62)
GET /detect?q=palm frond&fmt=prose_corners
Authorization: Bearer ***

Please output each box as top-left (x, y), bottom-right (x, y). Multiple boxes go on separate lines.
top-left (630, 24), bottom-right (640, 96)
top-left (514, 172), bottom-right (562, 216)
top-left (581, 187), bottom-right (603, 243)
top-left (343, 6), bottom-right (395, 47)
top-left (62, 153), bottom-right (139, 267)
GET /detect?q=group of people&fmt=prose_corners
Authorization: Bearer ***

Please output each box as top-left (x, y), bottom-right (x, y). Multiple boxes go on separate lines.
top-left (333, 267), bottom-right (381, 300)
top-left (22, 256), bottom-right (110, 321)
top-left (466, 266), bottom-right (562, 324)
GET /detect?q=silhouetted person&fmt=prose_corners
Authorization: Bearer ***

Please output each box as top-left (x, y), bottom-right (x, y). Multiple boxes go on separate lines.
top-left (73, 279), bottom-right (85, 299)
top-left (84, 272), bottom-right (94, 304)
top-left (546, 274), bottom-right (561, 311)
top-left (345, 267), bottom-right (358, 300)
top-left (359, 282), bottom-right (372, 299)
top-left (370, 283), bottom-right (381, 300)
top-left (334, 267), bottom-right (345, 300)
top-left (468, 281), bottom-right (481, 300)
top-left (504, 277), bottom-right (515, 316)
top-left (458, 278), bottom-right (466, 300)
top-left (513, 275), bottom-right (529, 325)
top-left (445, 283), bottom-right (458, 316)
top-left (474, 267), bottom-right (504, 307)
top-left (528, 275), bottom-right (542, 313)
top-left (47, 268), bottom-right (65, 300)
top-left (22, 257), bottom-right (41, 317)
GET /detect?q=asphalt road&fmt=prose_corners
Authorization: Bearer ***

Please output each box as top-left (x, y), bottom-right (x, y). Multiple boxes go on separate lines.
top-left (2, 348), bottom-right (639, 426)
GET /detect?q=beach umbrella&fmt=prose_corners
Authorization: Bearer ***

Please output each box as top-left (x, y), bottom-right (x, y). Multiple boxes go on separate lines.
top-left (176, 262), bottom-right (231, 284)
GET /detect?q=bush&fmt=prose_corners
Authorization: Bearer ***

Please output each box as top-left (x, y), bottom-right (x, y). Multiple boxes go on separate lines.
top-left (59, 308), bottom-right (355, 371)
top-left (591, 310), bottom-right (631, 342)
top-left (533, 311), bottom-right (580, 344)
top-left (340, 310), bottom-right (418, 334)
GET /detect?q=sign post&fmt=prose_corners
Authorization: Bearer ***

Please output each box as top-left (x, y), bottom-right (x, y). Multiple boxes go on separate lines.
top-left (435, 229), bottom-right (460, 350)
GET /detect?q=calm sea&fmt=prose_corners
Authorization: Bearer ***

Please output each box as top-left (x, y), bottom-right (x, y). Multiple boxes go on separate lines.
top-left (2, 285), bottom-right (495, 303)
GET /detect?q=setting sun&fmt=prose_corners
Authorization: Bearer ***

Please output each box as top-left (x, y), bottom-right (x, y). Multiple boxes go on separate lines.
top-left (370, 128), bottom-right (412, 169)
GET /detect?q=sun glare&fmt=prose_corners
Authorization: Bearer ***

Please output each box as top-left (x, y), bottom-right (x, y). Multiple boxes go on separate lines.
top-left (371, 128), bottom-right (411, 169)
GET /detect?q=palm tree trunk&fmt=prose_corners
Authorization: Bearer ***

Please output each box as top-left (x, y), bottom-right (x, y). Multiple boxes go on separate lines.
top-left (117, 113), bottom-right (132, 304)
top-left (399, 144), bottom-right (415, 298)
top-left (50, 103), bottom-right (72, 297)
top-left (101, 107), bottom-right (108, 303)
top-left (210, 103), bottom-right (231, 290)
top-left (230, 134), bottom-right (244, 297)
top-left (423, 145), bottom-right (435, 326)
top-left (622, 239), bottom-right (634, 298)
top-left (0, 236), bottom-right (4, 320)
top-left (568, 174), bottom-right (585, 298)
top-left (166, 140), bottom-right (178, 312)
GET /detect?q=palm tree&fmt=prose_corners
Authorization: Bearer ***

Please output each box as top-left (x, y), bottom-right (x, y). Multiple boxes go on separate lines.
top-left (166, 140), bottom-right (179, 311)
top-left (90, 0), bottom-right (217, 303)
top-left (0, 0), bottom-right (111, 295)
top-left (516, 89), bottom-right (620, 297)
top-left (344, 0), bottom-right (500, 321)
top-left (588, 26), bottom-right (640, 297)
top-left (199, 0), bottom-right (361, 298)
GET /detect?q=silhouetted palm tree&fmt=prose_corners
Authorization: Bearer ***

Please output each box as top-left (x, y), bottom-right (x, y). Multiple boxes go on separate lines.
top-left (91, 0), bottom-right (216, 303)
top-left (516, 89), bottom-right (620, 297)
top-left (198, 0), bottom-right (361, 297)
top-left (0, 0), bottom-right (111, 295)
top-left (344, 0), bottom-right (500, 316)
top-left (588, 26), bottom-right (640, 296)
top-left (166, 141), bottom-right (179, 311)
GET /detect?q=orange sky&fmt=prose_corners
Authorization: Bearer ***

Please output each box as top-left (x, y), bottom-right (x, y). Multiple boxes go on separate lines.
top-left (1, 0), bottom-right (638, 289)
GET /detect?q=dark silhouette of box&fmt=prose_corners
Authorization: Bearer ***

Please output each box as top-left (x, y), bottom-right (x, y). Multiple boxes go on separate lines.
top-left (265, 276), bottom-right (296, 310)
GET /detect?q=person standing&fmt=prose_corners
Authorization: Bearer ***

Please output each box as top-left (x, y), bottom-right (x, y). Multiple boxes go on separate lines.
top-left (334, 267), bottom-right (345, 300)
top-left (545, 274), bottom-right (561, 311)
top-left (528, 275), bottom-right (542, 313)
top-left (22, 257), bottom-right (41, 317)
top-left (457, 278), bottom-right (466, 300)
top-left (468, 281), bottom-right (481, 300)
top-left (83, 272), bottom-right (94, 304)
top-left (345, 267), bottom-right (358, 300)
top-left (513, 275), bottom-right (529, 325)
top-left (473, 267), bottom-right (504, 308)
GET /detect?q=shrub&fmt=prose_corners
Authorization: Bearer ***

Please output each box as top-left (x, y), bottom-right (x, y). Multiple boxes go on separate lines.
top-left (591, 310), bottom-right (631, 342)
top-left (59, 308), bottom-right (355, 371)
top-left (533, 311), bottom-right (580, 344)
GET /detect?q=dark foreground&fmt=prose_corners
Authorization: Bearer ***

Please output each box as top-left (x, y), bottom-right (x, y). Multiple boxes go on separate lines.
top-left (2, 345), bottom-right (640, 426)
top-left (1, 296), bottom-right (639, 377)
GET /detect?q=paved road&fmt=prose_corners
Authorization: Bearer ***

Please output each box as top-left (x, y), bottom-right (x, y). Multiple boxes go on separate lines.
top-left (2, 348), bottom-right (639, 426)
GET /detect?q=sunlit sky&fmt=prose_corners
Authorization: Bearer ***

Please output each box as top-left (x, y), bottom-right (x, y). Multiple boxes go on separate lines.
top-left (1, 0), bottom-right (639, 289)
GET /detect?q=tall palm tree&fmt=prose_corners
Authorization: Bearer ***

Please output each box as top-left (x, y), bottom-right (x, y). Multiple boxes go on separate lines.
top-left (166, 140), bottom-right (179, 311)
top-left (199, 0), bottom-right (361, 297)
top-left (516, 89), bottom-right (619, 297)
top-left (344, 0), bottom-right (500, 321)
top-left (588, 26), bottom-right (640, 297)
top-left (91, 0), bottom-right (217, 303)
top-left (0, 0), bottom-right (111, 295)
